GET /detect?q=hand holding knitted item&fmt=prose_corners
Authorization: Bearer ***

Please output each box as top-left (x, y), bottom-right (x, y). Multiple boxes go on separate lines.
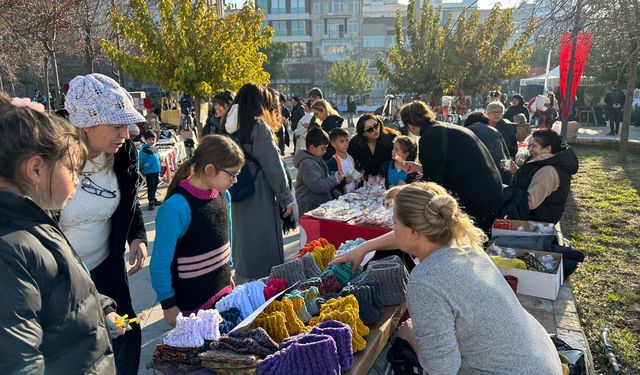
top-left (164, 313), bottom-right (205, 348)
top-left (264, 299), bottom-right (309, 335)
top-left (319, 274), bottom-right (343, 295)
top-left (213, 328), bottom-right (279, 358)
top-left (259, 333), bottom-right (341, 375)
top-left (352, 255), bottom-right (409, 306)
top-left (197, 309), bottom-right (223, 341)
top-left (252, 311), bottom-right (290, 343)
top-left (301, 253), bottom-right (323, 278)
top-left (310, 320), bottom-right (354, 371)
top-left (269, 259), bottom-right (307, 287)
top-left (322, 262), bottom-right (363, 287)
top-left (264, 278), bottom-right (287, 300)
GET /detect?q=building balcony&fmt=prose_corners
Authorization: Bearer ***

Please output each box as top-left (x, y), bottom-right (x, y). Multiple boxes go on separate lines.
top-left (273, 35), bottom-right (313, 43)
top-left (265, 13), bottom-right (311, 21)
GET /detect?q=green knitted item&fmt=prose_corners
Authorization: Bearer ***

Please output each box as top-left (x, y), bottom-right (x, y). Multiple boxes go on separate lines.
top-left (322, 262), bottom-right (363, 287)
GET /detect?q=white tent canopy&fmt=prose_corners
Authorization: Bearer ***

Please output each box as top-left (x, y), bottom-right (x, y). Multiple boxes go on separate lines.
top-left (519, 66), bottom-right (596, 87)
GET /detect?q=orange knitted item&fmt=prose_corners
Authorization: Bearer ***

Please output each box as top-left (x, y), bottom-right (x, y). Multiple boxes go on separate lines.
top-left (252, 311), bottom-right (289, 344)
top-left (300, 238), bottom-right (330, 256)
top-left (264, 299), bottom-right (309, 335)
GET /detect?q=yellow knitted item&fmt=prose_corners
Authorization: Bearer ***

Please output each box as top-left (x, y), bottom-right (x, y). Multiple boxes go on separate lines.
top-left (311, 244), bottom-right (337, 271)
top-left (264, 299), bottom-right (309, 335)
top-left (491, 256), bottom-right (526, 270)
top-left (308, 295), bottom-right (369, 352)
top-left (252, 311), bottom-right (289, 343)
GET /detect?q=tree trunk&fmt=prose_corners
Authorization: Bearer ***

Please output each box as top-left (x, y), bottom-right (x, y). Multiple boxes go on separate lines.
top-left (44, 56), bottom-right (51, 112)
top-left (0, 75), bottom-right (4, 92)
top-left (11, 81), bottom-right (15, 96)
top-left (52, 51), bottom-right (62, 109)
top-left (194, 96), bottom-right (202, 137)
top-left (618, 41), bottom-right (638, 164)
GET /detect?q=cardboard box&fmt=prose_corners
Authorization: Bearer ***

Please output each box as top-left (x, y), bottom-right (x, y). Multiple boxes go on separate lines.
top-left (489, 247), bottom-right (564, 300)
top-left (492, 219), bottom-right (556, 238)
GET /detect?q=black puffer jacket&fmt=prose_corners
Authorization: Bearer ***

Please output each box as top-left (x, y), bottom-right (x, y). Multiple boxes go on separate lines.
top-left (0, 191), bottom-right (116, 374)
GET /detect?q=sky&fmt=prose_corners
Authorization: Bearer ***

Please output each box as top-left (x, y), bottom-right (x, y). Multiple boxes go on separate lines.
top-left (226, 0), bottom-right (521, 10)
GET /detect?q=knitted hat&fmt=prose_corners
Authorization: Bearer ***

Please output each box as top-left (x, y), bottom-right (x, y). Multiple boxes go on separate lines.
top-left (65, 73), bottom-right (146, 127)
top-left (352, 255), bottom-right (408, 306)
top-left (301, 253), bottom-right (323, 278)
top-left (319, 274), bottom-right (343, 295)
top-left (340, 282), bottom-right (383, 325)
top-left (164, 313), bottom-right (205, 348)
top-left (264, 299), bottom-right (309, 336)
top-left (259, 334), bottom-right (340, 375)
top-left (308, 295), bottom-right (369, 353)
top-left (269, 259), bottom-right (307, 287)
top-left (286, 287), bottom-right (321, 317)
top-left (299, 238), bottom-right (329, 257)
top-left (216, 280), bottom-right (266, 319)
top-left (286, 296), bottom-right (312, 324)
top-left (322, 262), bottom-right (363, 287)
top-left (311, 320), bottom-right (354, 371)
top-left (311, 243), bottom-right (337, 271)
top-left (264, 278), bottom-right (287, 300)
top-left (200, 349), bottom-right (262, 371)
top-left (213, 328), bottom-right (279, 358)
top-left (219, 308), bottom-right (243, 334)
top-left (297, 277), bottom-right (322, 292)
top-left (252, 311), bottom-right (290, 344)
top-left (336, 238), bottom-right (365, 256)
top-left (314, 293), bottom-right (341, 310)
top-left (197, 309), bottom-right (223, 341)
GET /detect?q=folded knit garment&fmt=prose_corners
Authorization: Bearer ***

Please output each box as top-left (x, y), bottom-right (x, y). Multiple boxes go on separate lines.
top-left (319, 274), bottom-right (343, 295)
top-left (301, 253), bottom-right (323, 278)
top-left (258, 333), bottom-right (341, 375)
top-left (352, 255), bottom-right (409, 306)
top-left (299, 238), bottom-right (330, 257)
top-left (263, 278), bottom-right (287, 300)
top-left (213, 328), bottom-right (279, 358)
top-left (322, 262), bottom-right (363, 287)
top-left (219, 307), bottom-right (243, 334)
top-left (285, 296), bottom-right (312, 324)
top-left (252, 311), bottom-right (290, 344)
top-left (152, 343), bottom-right (204, 365)
top-left (216, 280), bottom-right (266, 319)
top-left (200, 349), bottom-right (262, 372)
top-left (310, 320), bottom-right (355, 371)
top-left (308, 295), bottom-right (369, 352)
top-left (164, 313), bottom-right (205, 348)
top-left (196, 309), bottom-right (223, 341)
top-left (264, 299), bottom-right (309, 336)
top-left (146, 358), bottom-right (205, 374)
top-left (297, 277), bottom-right (323, 292)
top-left (286, 286), bottom-right (321, 317)
top-left (340, 282), bottom-right (383, 325)
top-left (269, 259), bottom-right (307, 287)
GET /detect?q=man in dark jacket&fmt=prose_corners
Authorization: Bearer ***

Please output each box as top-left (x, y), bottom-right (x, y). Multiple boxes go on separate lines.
top-left (487, 101), bottom-right (518, 157)
top-left (605, 87), bottom-right (626, 135)
top-left (0, 192), bottom-right (117, 374)
top-left (504, 94), bottom-right (530, 122)
top-left (464, 111), bottom-right (512, 185)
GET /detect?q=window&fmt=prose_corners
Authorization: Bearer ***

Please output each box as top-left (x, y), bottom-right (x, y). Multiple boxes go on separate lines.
top-left (313, 1), bottom-right (323, 13)
top-left (363, 36), bottom-right (385, 48)
top-left (328, 23), bottom-right (340, 39)
top-left (291, 0), bottom-right (306, 13)
top-left (271, 20), bottom-right (287, 36)
top-left (313, 22), bottom-right (324, 34)
top-left (271, 0), bottom-right (285, 14)
top-left (348, 20), bottom-right (358, 33)
top-left (350, 0), bottom-right (359, 12)
top-left (328, 0), bottom-right (344, 14)
top-left (323, 43), bottom-right (350, 56)
top-left (256, 0), bottom-right (268, 12)
top-left (291, 20), bottom-right (307, 36)
top-left (291, 42), bottom-right (311, 57)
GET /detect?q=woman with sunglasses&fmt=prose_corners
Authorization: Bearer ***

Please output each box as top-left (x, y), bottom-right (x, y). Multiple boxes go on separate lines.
top-left (348, 113), bottom-right (400, 177)
top-left (150, 135), bottom-right (244, 326)
top-left (60, 73), bottom-right (148, 374)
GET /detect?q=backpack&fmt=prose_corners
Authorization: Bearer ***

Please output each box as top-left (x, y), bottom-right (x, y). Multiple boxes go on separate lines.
top-left (226, 134), bottom-right (260, 202)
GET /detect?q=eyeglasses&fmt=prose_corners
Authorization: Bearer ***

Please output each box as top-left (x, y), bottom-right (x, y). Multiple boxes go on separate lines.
top-left (216, 167), bottom-right (241, 181)
top-left (364, 124), bottom-right (380, 133)
top-left (81, 176), bottom-right (117, 199)
top-left (487, 110), bottom-right (503, 115)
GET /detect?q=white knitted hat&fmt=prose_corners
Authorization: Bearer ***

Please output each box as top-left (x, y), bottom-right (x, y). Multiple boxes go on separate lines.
top-left (65, 73), bottom-right (146, 128)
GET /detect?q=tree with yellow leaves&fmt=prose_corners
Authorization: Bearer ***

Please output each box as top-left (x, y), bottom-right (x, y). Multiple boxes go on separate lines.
top-left (328, 57), bottom-right (373, 100)
top-left (101, 0), bottom-right (273, 134)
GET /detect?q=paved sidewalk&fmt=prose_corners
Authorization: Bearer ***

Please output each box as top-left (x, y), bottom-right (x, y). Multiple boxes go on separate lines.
top-left (574, 123), bottom-right (640, 149)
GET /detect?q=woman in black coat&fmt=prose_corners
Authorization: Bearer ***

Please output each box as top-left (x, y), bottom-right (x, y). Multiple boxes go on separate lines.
top-left (348, 113), bottom-right (400, 177)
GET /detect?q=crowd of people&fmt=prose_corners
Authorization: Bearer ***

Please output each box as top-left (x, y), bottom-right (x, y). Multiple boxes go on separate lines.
top-left (0, 77), bottom-right (579, 374)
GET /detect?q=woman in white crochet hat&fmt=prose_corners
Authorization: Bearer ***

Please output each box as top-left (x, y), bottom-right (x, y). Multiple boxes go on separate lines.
top-left (61, 73), bottom-right (147, 374)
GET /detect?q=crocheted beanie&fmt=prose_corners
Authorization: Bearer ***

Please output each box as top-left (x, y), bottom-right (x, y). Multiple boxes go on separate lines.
top-left (301, 253), bottom-right (323, 278)
top-left (285, 296), bottom-right (312, 324)
top-left (319, 274), bottom-right (343, 295)
top-left (314, 293), bottom-right (341, 310)
top-left (196, 309), bottom-right (223, 341)
top-left (264, 299), bottom-right (309, 336)
top-left (299, 238), bottom-right (330, 257)
top-left (213, 328), bottom-right (279, 358)
top-left (308, 295), bottom-right (369, 353)
top-left (65, 73), bottom-right (146, 127)
top-left (269, 259), bottom-right (307, 287)
top-left (287, 287), bottom-right (321, 317)
top-left (219, 308), bottom-right (243, 334)
top-left (322, 262), bottom-right (363, 287)
top-left (164, 313), bottom-right (205, 348)
top-left (336, 238), bottom-right (365, 256)
top-left (264, 278), bottom-right (287, 301)
top-left (311, 243), bottom-right (337, 271)
top-left (298, 277), bottom-right (323, 292)
top-left (259, 334), bottom-right (341, 375)
top-left (352, 255), bottom-right (409, 306)
top-left (340, 282), bottom-right (383, 325)
top-left (311, 320), bottom-right (355, 371)
top-left (252, 311), bottom-right (290, 344)
top-left (216, 280), bottom-right (266, 319)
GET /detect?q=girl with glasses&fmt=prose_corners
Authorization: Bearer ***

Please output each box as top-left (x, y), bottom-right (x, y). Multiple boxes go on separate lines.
top-left (348, 113), bottom-right (400, 178)
top-left (150, 135), bottom-right (244, 326)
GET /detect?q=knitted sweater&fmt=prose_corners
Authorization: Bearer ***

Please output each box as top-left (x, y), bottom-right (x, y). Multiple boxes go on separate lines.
top-left (406, 246), bottom-right (562, 374)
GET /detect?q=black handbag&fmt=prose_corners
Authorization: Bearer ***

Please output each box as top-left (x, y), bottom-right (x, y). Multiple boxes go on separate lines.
top-left (386, 338), bottom-right (429, 375)
top-left (551, 335), bottom-right (586, 375)
top-left (227, 134), bottom-right (260, 202)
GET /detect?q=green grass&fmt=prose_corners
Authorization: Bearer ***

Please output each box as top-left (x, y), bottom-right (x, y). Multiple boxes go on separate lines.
top-left (561, 145), bottom-right (640, 374)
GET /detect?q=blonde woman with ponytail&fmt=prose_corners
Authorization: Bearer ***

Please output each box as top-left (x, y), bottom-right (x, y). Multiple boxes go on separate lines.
top-left (331, 182), bottom-right (562, 374)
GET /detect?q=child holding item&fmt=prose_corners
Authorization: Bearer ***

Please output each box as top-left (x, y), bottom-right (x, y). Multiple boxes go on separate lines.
top-left (327, 127), bottom-right (361, 194)
top-left (378, 135), bottom-right (418, 188)
top-left (150, 135), bottom-right (245, 327)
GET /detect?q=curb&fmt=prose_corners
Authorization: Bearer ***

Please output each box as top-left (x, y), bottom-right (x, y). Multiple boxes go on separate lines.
top-left (572, 137), bottom-right (640, 152)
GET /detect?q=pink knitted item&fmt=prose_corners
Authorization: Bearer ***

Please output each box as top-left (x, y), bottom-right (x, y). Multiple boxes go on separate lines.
top-left (264, 278), bottom-right (287, 300)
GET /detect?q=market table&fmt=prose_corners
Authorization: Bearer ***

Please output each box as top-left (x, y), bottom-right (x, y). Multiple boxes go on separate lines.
top-left (348, 304), bottom-right (407, 375)
top-left (300, 215), bottom-right (392, 247)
